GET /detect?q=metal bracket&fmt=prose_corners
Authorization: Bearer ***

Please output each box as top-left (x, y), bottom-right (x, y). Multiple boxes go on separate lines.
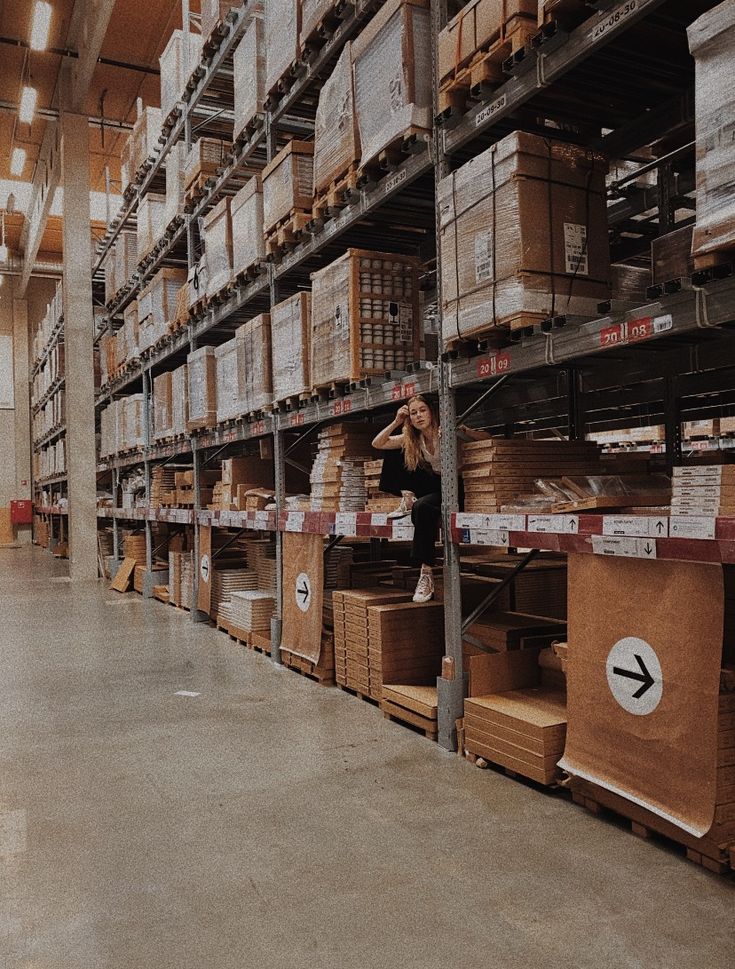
top-left (461, 549), bottom-right (539, 635)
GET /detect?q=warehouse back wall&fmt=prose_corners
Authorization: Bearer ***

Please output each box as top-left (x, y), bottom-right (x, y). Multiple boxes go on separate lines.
top-left (0, 275), bottom-right (57, 543)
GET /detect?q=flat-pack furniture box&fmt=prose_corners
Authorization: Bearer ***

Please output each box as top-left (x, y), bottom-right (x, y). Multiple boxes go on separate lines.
top-left (132, 106), bottom-right (162, 176)
top-left (187, 255), bottom-right (208, 310)
top-left (172, 364), bottom-right (189, 436)
top-left (651, 224), bottom-right (695, 284)
top-left (184, 138), bottom-right (230, 191)
top-left (313, 43), bottom-right (360, 200)
top-left (138, 268), bottom-right (187, 352)
top-left (115, 230), bottom-right (138, 292)
top-left (160, 29), bottom-right (202, 119)
top-left (237, 314), bottom-right (272, 413)
top-left (221, 456), bottom-right (273, 489)
top-left (187, 347), bottom-right (218, 430)
top-left (119, 302), bottom-right (139, 368)
top-left (104, 246), bottom-right (117, 305)
top-left (202, 196), bottom-right (233, 297)
top-left (310, 249), bottom-right (421, 388)
top-left (215, 338), bottom-right (245, 423)
top-left (271, 292), bottom-right (311, 402)
top-left (352, 0), bottom-right (432, 169)
top-left (437, 0), bottom-right (537, 87)
top-left (153, 372), bottom-right (174, 441)
top-left (231, 176), bottom-right (266, 277)
top-left (265, 0), bottom-right (300, 96)
top-left (688, 4), bottom-right (735, 263)
top-left (165, 141), bottom-right (187, 227)
top-left (233, 15), bottom-right (265, 141)
top-left (262, 140), bottom-right (314, 235)
top-left (439, 130), bottom-right (610, 345)
top-left (122, 394), bottom-right (146, 450)
top-left (137, 193), bottom-right (166, 260)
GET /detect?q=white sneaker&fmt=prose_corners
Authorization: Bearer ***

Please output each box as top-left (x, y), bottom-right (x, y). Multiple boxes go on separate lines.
top-left (413, 571), bottom-right (435, 603)
top-left (387, 490), bottom-right (416, 520)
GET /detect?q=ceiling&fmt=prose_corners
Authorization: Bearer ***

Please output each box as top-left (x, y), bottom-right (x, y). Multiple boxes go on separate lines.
top-left (0, 0), bottom-right (202, 257)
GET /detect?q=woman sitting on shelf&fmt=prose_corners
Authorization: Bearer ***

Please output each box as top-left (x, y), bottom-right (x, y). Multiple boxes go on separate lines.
top-left (371, 395), bottom-right (444, 604)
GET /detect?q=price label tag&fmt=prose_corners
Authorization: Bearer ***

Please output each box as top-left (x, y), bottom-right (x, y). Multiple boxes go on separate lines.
top-left (599, 323), bottom-right (624, 348)
top-left (335, 512), bottom-right (357, 535)
top-left (602, 516), bottom-right (668, 538)
top-left (251, 419), bottom-right (266, 436)
top-left (289, 412), bottom-right (305, 427)
top-left (527, 515), bottom-right (579, 534)
top-left (476, 352), bottom-right (511, 379)
top-left (254, 511), bottom-right (270, 529)
top-left (333, 399), bottom-right (352, 417)
top-left (627, 313), bottom-right (673, 343)
top-left (391, 522), bottom-right (414, 541)
top-left (591, 535), bottom-right (657, 559)
top-left (286, 511), bottom-right (305, 532)
top-left (669, 517), bottom-right (716, 540)
top-left (470, 529), bottom-right (510, 548)
top-left (475, 94), bottom-right (507, 127)
top-left (370, 513), bottom-right (388, 526)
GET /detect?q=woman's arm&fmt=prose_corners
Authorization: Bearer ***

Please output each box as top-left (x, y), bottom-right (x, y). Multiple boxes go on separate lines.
top-left (372, 407), bottom-right (408, 450)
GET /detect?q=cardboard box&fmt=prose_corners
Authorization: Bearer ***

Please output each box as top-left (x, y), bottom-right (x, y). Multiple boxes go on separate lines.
top-left (437, 0), bottom-right (537, 85)
top-left (651, 224), bottom-right (695, 284)
top-left (203, 196), bottom-right (233, 297)
top-left (231, 176), bottom-right (265, 277)
top-left (313, 43), bottom-right (360, 196)
top-left (233, 14), bottom-right (265, 140)
top-left (271, 292), bottom-right (311, 402)
top-left (186, 347), bottom-right (217, 430)
top-left (160, 29), bottom-right (202, 119)
top-left (265, 0), bottom-right (300, 95)
top-left (262, 140), bottom-right (314, 234)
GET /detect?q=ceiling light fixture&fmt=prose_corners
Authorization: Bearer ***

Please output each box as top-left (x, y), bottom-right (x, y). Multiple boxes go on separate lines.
top-left (10, 148), bottom-right (26, 177)
top-left (30, 2), bottom-right (53, 51)
top-left (19, 86), bottom-right (37, 125)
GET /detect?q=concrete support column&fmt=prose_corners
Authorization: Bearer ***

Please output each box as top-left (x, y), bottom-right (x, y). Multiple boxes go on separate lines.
top-left (60, 109), bottom-right (97, 581)
top-left (12, 292), bottom-right (31, 545)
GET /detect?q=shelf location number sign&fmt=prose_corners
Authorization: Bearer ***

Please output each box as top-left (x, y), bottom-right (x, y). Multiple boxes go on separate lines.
top-left (606, 636), bottom-right (662, 716)
top-left (295, 572), bottom-right (311, 613)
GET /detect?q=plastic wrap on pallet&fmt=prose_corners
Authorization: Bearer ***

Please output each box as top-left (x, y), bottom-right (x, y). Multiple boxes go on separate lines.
top-left (115, 230), bottom-right (138, 292)
top-left (300, 0), bottom-right (339, 48)
top-left (99, 334), bottom-right (113, 387)
top-left (688, 4), bottom-right (735, 260)
top-left (187, 347), bottom-right (218, 430)
top-left (610, 264), bottom-right (651, 305)
top-left (202, 196), bottom-right (233, 297)
top-left (153, 372), bottom-right (174, 441)
top-left (215, 338), bottom-right (245, 423)
top-left (201, 0), bottom-right (262, 43)
top-left (310, 249), bottom-right (420, 387)
top-left (271, 292), bottom-right (311, 401)
top-left (184, 138), bottom-right (231, 190)
top-left (233, 14), bottom-right (265, 141)
top-left (437, 0), bottom-right (537, 86)
top-left (237, 314), bottom-right (272, 413)
top-left (187, 254), bottom-right (208, 310)
top-left (160, 29), bottom-right (202, 120)
top-left (172, 364), bottom-right (189, 437)
top-left (231, 176), bottom-right (265, 277)
top-left (262, 141), bottom-right (314, 234)
top-left (265, 0), bottom-right (300, 95)
top-left (132, 107), bottom-right (162, 177)
top-left (138, 268), bottom-right (187, 352)
top-left (120, 134), bottom-right (133, 195)
top-left (438, 131), bottom-right (610, 346)
top-left (313, 43), bottom-right (360, 197)
top-left (137, 193), bottom-right (166, 260)
top-left (165, 141), bottom-right (187, 227)
top-left (119, 302), bottom-right (139, 368)
top-left (352, 0), bottom-right (432, 168)
top-left (122, 394), bottom-right (146, 450)
top-left (104, 245), bottom-right (117, 305)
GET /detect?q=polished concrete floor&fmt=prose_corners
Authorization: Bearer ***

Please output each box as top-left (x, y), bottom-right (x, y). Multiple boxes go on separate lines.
top-left (0, 546), bottom-right (733, 968)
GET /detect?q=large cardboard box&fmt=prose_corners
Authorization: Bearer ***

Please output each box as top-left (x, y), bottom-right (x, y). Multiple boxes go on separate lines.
top-left (236, 314), bottom-right (272, 413)
top-left (160, 29), bottom-right (202, 119)
top-left (153, 372), bottom-right (173, 441)
top-left (115, 230), bottom-right (138, 293)
top-left (137, 193), bottom-right (166, 260)
top-left (437, 0), bottom-right (537, 86)
top-left (262, 140), bottom-right (314, 234)
top-left (313, 43), bottom-right (360, 197)
top-left (215, 338), bottom-right (245, 423)
top-left (164, 142), bottom-right (187, 228)
top-left (187, 347), bottom-right (217, 430)
top-left (233, 15), bottom-right (265, 140)
top-left (265, 0), bottom-right (300, 95)
top-left (271, 292), bottom-right (311, 402)
top-left (651, 224), bottom-right (695, 284)
top-left (202, 196), bottom-right (233, 297)
top-left (231, 176), bottom-right (265, 277)
top-left (132, 106), bottom-right (162, 176)
top-left (439, 131), bottom-right (610, 345)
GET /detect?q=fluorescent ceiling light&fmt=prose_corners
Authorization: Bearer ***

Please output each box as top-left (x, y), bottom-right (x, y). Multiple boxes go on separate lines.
top-left (10, 148), bottom-right (26, 176)
top-left (30, 2), bottom-right (53, 51)
top-left (19, 86), bottom-right (37, 125)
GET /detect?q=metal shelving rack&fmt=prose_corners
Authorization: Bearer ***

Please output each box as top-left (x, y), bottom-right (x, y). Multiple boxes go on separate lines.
top-left (93, 0), bottom-right (735, 752)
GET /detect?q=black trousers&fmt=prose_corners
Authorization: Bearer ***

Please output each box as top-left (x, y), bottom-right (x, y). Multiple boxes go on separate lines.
top-left (379, 449), bottom-right (441, 567)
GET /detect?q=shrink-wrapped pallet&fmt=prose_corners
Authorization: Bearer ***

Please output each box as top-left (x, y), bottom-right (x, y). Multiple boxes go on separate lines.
top-left (271, 292), bottom-right (311, 402)
top-left (300, 0), bottom-right (339, 48)
top-left (237, 315), bottom-right (272, 413)
top-left (153, 372), bottom-right (174, 441)
top-left (138, 268), bottom-right (187, 352)
top-left (265, 0), bottom-right (300, 95)
top-left (233, 15), bottom-right (265, 141)
top-left (99, 334), bottom-right (115, 386)
top-left (310, 249), bottom-right (420, 388)
top-left (115, 230), bottom-right (138, 291)
top-left (187, 254), bottom-right (208, 310)
top-left (215, 338), bottom-right (245, 423)
top-left (202, 196), bottom-right (233, 296)
top-left (438, 131), bottom-right (610, 345)
top-left (352, 0), bottom-right (432, 168)
top-left (313, 43), bottom-right (360, 197)
top-left (123, 394), bottom-right (146, 450)
top-left (165, 141), bottom-right (187, 227)
top-left (132, 107), bottom-right (162, 175)
top-left (172, 364), bottom-right (189, 436)
top-left (160, 29), bottom-right (202, 120)
top-left (184, 138), bottom-right (230, 190)
top-left (137, 193), bottom-right (166, 259)
top-left (120, 302), bottom-right (139, 368)
top-left (121, 134), bottom-right (133, 194)
top-left (201, 0), bottom-right (263, 44)
top-left (688, 4), bottom-right (735, 262)
top-left (104, 247), bottom-right (117, 305)
top-left (187, 347), bottom-right (218, 430)
top-left (262, 140), bottom-right (314, 234)
top-left (231, 176), bottom-right (265, 276)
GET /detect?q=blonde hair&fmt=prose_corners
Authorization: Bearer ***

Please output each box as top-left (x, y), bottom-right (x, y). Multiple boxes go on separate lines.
top-left (402, 394), bottom-right (439, 472)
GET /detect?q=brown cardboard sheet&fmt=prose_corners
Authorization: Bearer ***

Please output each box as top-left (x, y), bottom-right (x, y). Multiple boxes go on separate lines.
top-left (281, 533), bottom-right (324, 664)
top-left (559, 554), bottom-right (723, 837)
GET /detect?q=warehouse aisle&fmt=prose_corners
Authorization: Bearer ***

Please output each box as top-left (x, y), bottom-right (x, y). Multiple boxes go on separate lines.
top-left (0, 549), bottom-right (733, 969)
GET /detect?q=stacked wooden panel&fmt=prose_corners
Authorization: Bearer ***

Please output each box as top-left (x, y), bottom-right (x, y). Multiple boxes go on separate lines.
top-left (150, 466), bottom-right (177, 508)
top-left (229, 591), bottom-right (275, 636)
top-left (671, 465), bottom-right (735, 517)
top-left (364, 458), bottom-right (396, 513)
top-left (461, 438), bottom-right (601, 513)
top-left (309, 423), bottom-right (377, 511)
top-left (262, 140), bottom-right (314, 252)
top-left (211, 567), bottom-right (259, 626)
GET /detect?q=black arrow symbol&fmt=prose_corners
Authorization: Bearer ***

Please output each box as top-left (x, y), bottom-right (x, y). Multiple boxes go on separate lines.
top-left (656, 520), bottom-right (664, 534)
top-left (644, 542), bottom-right (653, 555)
top-left (613, 654), bottom-right (655, 699)
top-left (297, 582), bottom-right (310, 603)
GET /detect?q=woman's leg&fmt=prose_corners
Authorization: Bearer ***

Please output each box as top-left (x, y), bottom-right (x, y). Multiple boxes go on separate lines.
top-left (411, 492), bottom-right (442, 567)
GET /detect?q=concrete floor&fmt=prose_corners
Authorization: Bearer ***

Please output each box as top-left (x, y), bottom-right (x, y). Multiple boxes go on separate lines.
top-left (0, 547), bottom-right (733, 969)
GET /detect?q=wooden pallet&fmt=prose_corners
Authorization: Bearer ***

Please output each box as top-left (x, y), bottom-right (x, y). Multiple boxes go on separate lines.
top-left (538, 0), bottom-right (593, 32)
top-left (265, 210), bottom-right (311, 259)
top-left (311, 162), bottom-right (360, 222)
top-left (693, 248), bottom-right (735, 273)
top-left (280, 646), bottom-right (334, 685)
top-left (381, 699), bottom-right (437, 741)
top-left (570, 776), bottom-right (735, 875)
top-left (234, 112), bottom-right (265, 148)
top-left (438, 18), bottom-right (538, 115)
top-left (228, 259), bottom-right (267, 291)
top-left (338, 684), bottom-right (380, 706)
top-left (358, 127), bottom-right (431, 186)
top-left (184, 172), bottom-right (213, 209)
top-left (268, 391), bottom-right (311, 413)
top-left (250, 631), bottom-right (272, 656)
top-left (300, 0), bottom-right (350, 57)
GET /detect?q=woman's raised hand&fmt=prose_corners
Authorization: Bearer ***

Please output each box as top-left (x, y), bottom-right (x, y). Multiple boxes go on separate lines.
top-left (396, 405), bottom-right (410, 425)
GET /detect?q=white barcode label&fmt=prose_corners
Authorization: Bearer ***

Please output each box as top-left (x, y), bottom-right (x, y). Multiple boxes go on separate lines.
top-left (335, 513), bottom-right (357, 534)
top-left (469, 529), bottom-right (510, 548)
top-left (669, 517), bottom-right (716, 540)
top-left (591, 535), bottom-right (657, 559)
top-left (254, 511), bottom-right (270, 529)
top-left (475, 94), bottom-right (507, 127)
top-left (528, 515), bottom-right (579, 534)
top-left (564, 223), bottom-right (589, 276)
top-left (392, 522), bottom-right (414, 541)
top-left (456, 513), bottom-right (525, 531)
top-left (286, 512), bottom-right (305, 531)
top-left (370, 513), bottom-right (388, 526)
top-left (602, 516), bottom-right (668, 538)
top-left (475, 230), bottom-right (494, 283)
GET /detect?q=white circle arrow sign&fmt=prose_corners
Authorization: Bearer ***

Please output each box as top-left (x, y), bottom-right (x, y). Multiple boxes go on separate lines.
top-left (606, 636), bottom-right (663, 716)
top-left (295, 572), bottom-right (311, 613)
